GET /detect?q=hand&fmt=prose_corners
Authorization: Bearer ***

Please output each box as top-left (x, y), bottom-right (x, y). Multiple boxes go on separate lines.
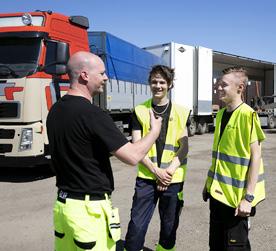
top-left (149, 109), bottom-right (162, 136)
top-left (154, 168), bottom-right (172, 186)
top-left (166, 167), bottom-right (176, 177)
top-left (235, 199), bottom-right (252, 217)
top-left (157, 180), bottom-right (168, 192)
top-left (202, 185), bottom-right (209, 202)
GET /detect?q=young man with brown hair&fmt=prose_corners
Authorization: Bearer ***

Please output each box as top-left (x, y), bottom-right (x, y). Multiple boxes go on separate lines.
top-left (125, 65), bottom-right (190, 251)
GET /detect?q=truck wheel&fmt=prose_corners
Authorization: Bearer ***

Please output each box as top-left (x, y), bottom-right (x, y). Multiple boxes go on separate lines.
top-left (197, 122), bottom-right (207, 135)
top-left (267, 115), bottom-right (275, 129)
top-left (188, 119), bottom-right (196, 137)
top-left (205, 123), bottom-right (210, 133)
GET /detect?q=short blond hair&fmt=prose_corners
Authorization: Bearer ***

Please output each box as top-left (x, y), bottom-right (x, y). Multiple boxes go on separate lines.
top-left (222, 66), bottom-right (248, 85)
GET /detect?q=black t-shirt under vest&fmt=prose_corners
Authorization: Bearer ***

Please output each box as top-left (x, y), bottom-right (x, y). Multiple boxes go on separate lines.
top-left (46, 95), bottom-right (128, 194)
top-left (131, 101), bottom-right (172, 167)
top-left (220, 110), bottom-right (233, 138)
top-left (220, 103), bottom-right (244, 138)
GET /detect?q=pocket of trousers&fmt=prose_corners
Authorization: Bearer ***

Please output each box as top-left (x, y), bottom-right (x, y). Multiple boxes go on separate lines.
top-left (227, 218), bottom-right (249, 247)
top-left (66, 200), bottom-right (102, 245)
top-left (101, 203), bottom-right (121, 242)
top-left (53, 201), bottom-right (65, 239)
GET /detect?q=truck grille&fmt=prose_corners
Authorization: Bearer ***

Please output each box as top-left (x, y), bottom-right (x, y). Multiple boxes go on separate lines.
top-left (0, 144), bottom-right (12, 153)
top-left (0, 129), bottom-right (15, 139)
top-left (0, 102), bottom-right (19, 118)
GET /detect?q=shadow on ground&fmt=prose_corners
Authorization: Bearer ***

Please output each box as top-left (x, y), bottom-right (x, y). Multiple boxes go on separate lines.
top-left (264, 129), bottom-right (276, 134)
top-left (117, 240), bottom-right (153, 251)
top-left (0, 164), bottom-right (55, 182)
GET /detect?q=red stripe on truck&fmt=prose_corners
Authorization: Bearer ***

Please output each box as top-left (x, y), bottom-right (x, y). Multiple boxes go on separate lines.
top-left (4, 87), bottom-right (24, 100)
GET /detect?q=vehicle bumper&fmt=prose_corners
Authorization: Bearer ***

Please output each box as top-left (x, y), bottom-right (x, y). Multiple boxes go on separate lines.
top-left (0, 155), bottom-right (50, 168)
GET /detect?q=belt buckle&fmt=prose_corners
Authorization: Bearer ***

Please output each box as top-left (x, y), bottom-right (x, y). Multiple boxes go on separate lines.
top-left (58, 190), bottom-right (68, 199)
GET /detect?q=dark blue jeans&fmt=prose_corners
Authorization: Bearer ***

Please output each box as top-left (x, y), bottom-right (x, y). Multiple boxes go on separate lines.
top-left (125, 177), bottom-right (184, 251)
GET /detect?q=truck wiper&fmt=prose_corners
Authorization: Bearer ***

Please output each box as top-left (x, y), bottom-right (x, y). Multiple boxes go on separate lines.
top-left (0, 64), bottom-right (19, 77)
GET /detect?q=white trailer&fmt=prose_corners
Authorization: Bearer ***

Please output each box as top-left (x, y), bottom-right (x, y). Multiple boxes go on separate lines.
top-left (145, 43), bottom-right (276, 135)
top-left (213, 51), bottom-right (276, 129)
top-left (144, 42), bottom-right (213, 136)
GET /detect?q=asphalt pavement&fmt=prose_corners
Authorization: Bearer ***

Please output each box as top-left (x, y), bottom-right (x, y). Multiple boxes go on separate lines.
top-left (0, 130), bottom-right (275, 251)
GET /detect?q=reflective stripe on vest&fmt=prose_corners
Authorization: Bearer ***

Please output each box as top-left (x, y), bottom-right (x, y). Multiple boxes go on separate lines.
top-left (212, 151), bottom-right (250, 167)
top-left (135, 99), bottom-right (189, 183)
top-left (149, 156), bottom-right (188, 169)
top-left (208, 170), bottom-right (265, 188)
top-left (206, 103), bottom-right (265, 207)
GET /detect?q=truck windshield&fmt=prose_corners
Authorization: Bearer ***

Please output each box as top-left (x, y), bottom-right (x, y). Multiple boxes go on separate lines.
top-left (0, 37), bottom-right (41, 78)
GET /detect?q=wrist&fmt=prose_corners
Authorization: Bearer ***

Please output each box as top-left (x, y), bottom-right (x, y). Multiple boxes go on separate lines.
top-left (244, 193), bottom-right (254, 203)
top-left (151, 165), bottom-right (158, 174)
top-left (151, 128), bottom-right (160, 138)
top-left (167, 166), bottom-right (176, 175)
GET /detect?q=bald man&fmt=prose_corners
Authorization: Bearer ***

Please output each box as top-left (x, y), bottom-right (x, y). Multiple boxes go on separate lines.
top-left (46, 52), bottom-right (162, 251)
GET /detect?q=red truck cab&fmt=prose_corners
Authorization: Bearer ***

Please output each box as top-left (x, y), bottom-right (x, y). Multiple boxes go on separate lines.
top-left (0, 11), bottom-right (89, 167)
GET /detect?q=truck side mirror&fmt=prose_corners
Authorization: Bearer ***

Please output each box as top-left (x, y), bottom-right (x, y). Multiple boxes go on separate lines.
top-left (44, 40), bottom-right (69, 75)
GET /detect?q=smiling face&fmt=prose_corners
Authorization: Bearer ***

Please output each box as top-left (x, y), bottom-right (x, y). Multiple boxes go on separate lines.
top-left (77, 55), bottom-right (108, 97)
top-left (67, 52), bottom-right (109, 99)
top-left (150, 73), bottom-right (172, 103)
top-left (86, 58), bottom-right (108, 96)
top-left (217, 72), bottom-right (244, 105)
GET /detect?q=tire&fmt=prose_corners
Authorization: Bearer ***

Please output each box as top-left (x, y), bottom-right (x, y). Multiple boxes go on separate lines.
top-left (188, 118), bottom-right (196, 137)
top-left (197, 122), bottom-right (207, 135)
top-left (205, 123), bottom-right (210, 133)
top-left (267, 115), bottom-right (275, 129)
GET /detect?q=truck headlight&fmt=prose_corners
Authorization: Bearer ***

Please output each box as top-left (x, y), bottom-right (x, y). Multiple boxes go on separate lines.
top-left (19, 128), bottom-right (33, 151)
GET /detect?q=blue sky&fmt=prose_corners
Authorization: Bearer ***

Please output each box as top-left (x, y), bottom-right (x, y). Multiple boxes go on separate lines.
top-left (2, 0), bottom-right (276, 62)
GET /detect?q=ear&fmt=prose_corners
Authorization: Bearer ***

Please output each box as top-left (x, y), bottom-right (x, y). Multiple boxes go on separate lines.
top-left (80, 70), bottom-right (88, 81)
top-left (237, 82), bottom-right (245, 94)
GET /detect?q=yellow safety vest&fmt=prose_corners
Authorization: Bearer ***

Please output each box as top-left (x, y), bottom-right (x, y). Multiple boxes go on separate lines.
top-left (206, 103), bottom-right (265, 207)
top-left (135, 99), bottom-right (189, 183)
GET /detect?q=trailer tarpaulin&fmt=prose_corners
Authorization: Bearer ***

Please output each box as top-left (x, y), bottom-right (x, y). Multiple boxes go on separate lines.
top-left (88, 32), bottom-right (163, 84)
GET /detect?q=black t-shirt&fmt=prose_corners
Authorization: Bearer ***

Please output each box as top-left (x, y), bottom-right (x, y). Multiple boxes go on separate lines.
top-left (131, 101), bottom-right (172, 167)
top-left (46, 95), bottom-right (128, 194)
top-left (220, 103), bottom-right (244, 138)
top-left (220, 110), bottom-right (233, 138)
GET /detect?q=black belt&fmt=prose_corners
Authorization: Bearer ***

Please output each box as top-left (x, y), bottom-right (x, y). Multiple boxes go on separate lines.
top-left (57, 189), bottom-right (109, 203)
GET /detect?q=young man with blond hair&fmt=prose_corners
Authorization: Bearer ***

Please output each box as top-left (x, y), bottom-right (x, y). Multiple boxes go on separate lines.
top-left (203, 66), bottom-right (266, 251)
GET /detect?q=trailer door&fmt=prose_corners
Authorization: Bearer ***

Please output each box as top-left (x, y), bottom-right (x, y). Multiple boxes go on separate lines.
top-left (196, 46), bottom-right (213, 115)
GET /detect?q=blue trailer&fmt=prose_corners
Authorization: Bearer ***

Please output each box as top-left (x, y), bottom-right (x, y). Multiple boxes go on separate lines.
top-left (88, 31), bottom-right (163, 134)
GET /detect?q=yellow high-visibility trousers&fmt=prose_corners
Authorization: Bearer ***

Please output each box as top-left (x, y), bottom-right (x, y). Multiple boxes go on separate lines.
top-left (54, 194), bottom-right (120, 251)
